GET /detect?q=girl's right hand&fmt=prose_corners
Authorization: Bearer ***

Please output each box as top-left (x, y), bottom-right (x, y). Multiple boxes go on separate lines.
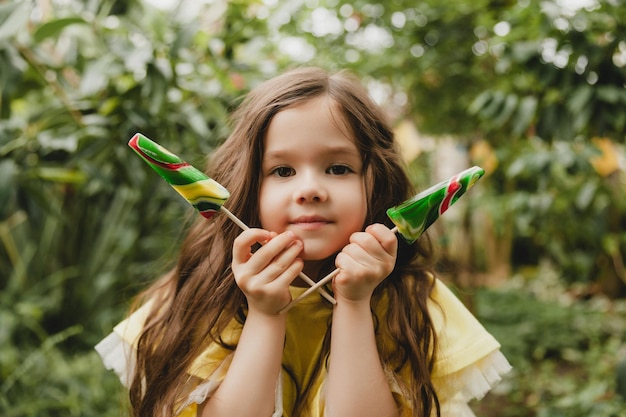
top-left (232, 229), bottom-right (304, 315)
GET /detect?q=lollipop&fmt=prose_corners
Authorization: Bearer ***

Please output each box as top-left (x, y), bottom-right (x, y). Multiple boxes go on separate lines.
top-left (128, 133), bottom-right (336, 304)
top-left (129, 133), bottom-right (229, 220)
top-left (280, 166), bottom-right (485, 312)
top-left (387, 166), bottom-right (485, 243)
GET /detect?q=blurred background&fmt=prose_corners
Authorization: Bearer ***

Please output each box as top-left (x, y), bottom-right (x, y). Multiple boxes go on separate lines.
top-left (1, 0), bottom-right (625, 415)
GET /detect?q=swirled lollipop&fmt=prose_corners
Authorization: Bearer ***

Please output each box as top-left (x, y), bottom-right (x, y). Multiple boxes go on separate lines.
top-left (129, 133), bottom-right (229, 220)
top-left (387, 166), bottom-right (485, 243)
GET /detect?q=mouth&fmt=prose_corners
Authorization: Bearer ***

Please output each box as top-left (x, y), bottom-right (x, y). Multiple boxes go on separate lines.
top-left (290, 215), bottom-right (331, 231)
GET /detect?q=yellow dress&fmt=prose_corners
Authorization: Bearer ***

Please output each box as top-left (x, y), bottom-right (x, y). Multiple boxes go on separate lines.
top-left (96, 278), bottom-right (511, 416)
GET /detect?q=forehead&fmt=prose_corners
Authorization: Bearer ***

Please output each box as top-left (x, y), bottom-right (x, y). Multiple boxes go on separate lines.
top-left (263, 95), bottom-right (359, 157)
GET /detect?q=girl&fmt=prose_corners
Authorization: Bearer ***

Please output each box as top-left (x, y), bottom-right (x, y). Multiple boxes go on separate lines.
top-left (96, 67), bottom-right (511, 417)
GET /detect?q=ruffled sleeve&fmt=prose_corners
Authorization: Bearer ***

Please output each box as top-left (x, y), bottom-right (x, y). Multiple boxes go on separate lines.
top-left (95, 302), bottom-right (283, 417)
top-left (95, 331), bottom-right (135, 387)
top-left (94, 300), bottom-right (154, 388)
top-left (429, 279), bottom-right (512, 416)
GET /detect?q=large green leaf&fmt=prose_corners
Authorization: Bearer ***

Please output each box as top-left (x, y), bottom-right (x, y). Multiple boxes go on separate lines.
top-left (33, 17), bottom-right (87, 44)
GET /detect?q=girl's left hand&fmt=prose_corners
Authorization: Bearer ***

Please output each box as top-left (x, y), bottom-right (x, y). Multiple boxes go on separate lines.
top-left (333, 224), bottom-right (397, 303)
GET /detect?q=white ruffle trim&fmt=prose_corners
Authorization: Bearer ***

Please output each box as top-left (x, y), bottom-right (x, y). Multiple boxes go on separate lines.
top-left (174, 376), bottom-right (222, 415)
top-left (436, 349), bottom-right (512, 417)
top-left (440, 400), bottom-right (479, 417)
top-left (94, 331), bottom-right (135, 388)
top-left (452, 349), bottom-right (512, 402)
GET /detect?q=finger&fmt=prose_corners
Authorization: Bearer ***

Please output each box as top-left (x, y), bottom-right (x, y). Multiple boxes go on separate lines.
top-left (244, 249), bottom-right (302, 302)
top-left (334, 250), bottom-right (359, 271)
top-left (347, 232), bottom-right (388, 262)
top-left (232, 228), bottom-right (275, 264)
top-left (336, 237), bottom-right (394, 281)
top-left (262, 239), bottom-right (304, 281)
top-left (364, 223), bottom-right (398, 255)
top-left (269, 255), bottom-right (303, 288)
top-left (243, 231), bottom-right (301, 274)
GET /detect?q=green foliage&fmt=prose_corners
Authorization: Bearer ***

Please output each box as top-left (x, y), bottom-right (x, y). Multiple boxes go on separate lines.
top-left (0, 0), bottom-right (256, 413)
top-left (273, 0), bottom-right (509, 135)
top-left (0, 0), bottom-right (624, 415)
top-left (473, 265), bottom-right (626, 416)
top-left (468, 0), bottom-right (626, 142)
top-left (1, 326), bottom-right (128, 417)
top-left (0, 0), bottom-right (257, 338)
top-left (484, 138), bottom-right (625, 282)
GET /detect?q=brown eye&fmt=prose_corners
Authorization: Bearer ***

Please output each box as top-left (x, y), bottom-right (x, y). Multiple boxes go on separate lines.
top-left (271, 166), bottom-right (295, 177)
top-left (327, 164), bottom-right (352, 175)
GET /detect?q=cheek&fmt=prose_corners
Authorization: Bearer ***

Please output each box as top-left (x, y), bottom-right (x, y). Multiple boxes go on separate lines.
top-left (354, 200), bottom-right (368, 231)
top-left (359, 180), bottom-right (368, 219)
top-left (258, 184), bottom-right (281, 227)
top-left (343, 182), bottom-right (368, 230)
top-left (258, 194), bottom-right (270, 220)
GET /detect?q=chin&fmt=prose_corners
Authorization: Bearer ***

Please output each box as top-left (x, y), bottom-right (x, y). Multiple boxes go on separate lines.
top-left (302, 247), bottom-right (340, 262)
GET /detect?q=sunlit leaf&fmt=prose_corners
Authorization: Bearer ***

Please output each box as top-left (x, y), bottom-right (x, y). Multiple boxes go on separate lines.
top-left (493, 94), bottom-right (518, 128)
top-left (575, 181), bottom-right (597, 210)
top-left (596, 85), bottom-right (623, 104)
top-left (0, 1), bottom-right (31, 42)
top-left (468, 91), bottom-right (492, 115)
top-left (31, 167), bottom-right (87, 184)
top-left (480, 91), bottom-right (506, 120)
top-left (512, 96), bottom-right (537, 137)
top-left (567, 85), bottom-right (593, 114)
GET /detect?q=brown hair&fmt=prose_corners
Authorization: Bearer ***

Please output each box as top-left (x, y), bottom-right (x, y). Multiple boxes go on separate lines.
top-left (129, 67), bottom-right (440, 417)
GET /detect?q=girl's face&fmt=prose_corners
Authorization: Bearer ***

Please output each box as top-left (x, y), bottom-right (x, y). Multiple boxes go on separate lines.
top-left (259, 95), bottom-right (367, 263)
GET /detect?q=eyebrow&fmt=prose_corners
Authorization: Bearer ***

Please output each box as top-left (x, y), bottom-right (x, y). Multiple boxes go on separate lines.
top-left (264, 143), bottom-right (361, 160)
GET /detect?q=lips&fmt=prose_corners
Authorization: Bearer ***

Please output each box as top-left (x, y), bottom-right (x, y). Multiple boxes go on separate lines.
top-left (290, 215), bottom-right (331, 230)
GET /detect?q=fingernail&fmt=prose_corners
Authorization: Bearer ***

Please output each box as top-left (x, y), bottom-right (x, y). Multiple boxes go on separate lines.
top-left (289, 239), bottom-right (302, 248)
top-left (263, 231), bottom-right (277, 242)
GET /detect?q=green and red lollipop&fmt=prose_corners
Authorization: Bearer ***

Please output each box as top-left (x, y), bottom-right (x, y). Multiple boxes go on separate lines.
top-left (387, 166), bottom-right (485, 243)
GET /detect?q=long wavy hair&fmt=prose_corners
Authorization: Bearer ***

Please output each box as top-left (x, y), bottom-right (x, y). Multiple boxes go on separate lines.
top-left (129, 67), bottom-right (440, 417)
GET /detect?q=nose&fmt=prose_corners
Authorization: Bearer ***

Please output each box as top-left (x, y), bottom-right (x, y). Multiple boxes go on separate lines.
top-left (294, 172), bottom-right (328, 203)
